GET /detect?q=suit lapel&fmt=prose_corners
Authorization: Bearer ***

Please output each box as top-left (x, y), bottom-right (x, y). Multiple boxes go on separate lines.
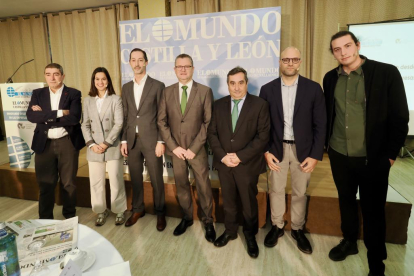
top-left (183, 81), bottom-right (197, 118)
top-left (127, 82), bottom-right (138, 114)
top-left (58, 86), bottom-right (69, 109)
top-left (293, 75), bottom-right (304, 118)
top-left (43, 88), bottom-right (52, 111)
top-left (273, 78), bottom-right (284, 120)
top-left (173, 84), bottom-right (181, 116)
top-left (98, 95), bottom-right (111, 121)
top-left (233, 93), bottom-right (252, 137)
top-left (137, 76), bottom-right (152, 114)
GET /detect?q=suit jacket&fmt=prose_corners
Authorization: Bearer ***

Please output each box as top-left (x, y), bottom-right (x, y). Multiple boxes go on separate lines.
top-left (158, 81), bottom-right (213, 156)
top-left (207, 93), bottom-right (270, 175)
top-left (26, 86), bottom-right (85, 154)
top-left (81, 94), bottom-right (123, 162)
top-left (323, 56), bottom-right (409, 161)
top-left (259, 75), bottom-right (326, 163)
top-left (121, 76), bottom-right (165, 151)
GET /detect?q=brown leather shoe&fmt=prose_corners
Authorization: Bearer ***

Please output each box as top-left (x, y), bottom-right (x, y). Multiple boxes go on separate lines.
top-left (156, 215), bottom-right (166, 231)
top-left (125, 211), bottom-right (145, 227)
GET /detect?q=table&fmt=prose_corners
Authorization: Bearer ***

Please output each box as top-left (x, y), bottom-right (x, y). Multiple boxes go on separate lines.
top-left (21, 221), bottom-right (126, 276)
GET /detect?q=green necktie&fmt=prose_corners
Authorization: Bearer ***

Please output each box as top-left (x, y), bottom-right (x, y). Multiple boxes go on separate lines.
top-left (232, 99), bottom-right (241, 132)
top-left (181, 85), bottom-right (188, 114)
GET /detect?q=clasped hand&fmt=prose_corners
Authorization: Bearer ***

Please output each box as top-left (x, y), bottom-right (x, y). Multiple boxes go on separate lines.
top-left (92, 143), bottom-right (108, 154)
top-left (222, 153), bottom-right (241, 167)
top-left (172, 147), bottom-right (196, 160)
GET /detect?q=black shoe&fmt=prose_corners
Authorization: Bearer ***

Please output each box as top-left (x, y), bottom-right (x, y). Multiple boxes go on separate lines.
top-left (246, 238), bottom-right (259, 258)
top-left (173, 219), bottom-right (193, 236)
top-left (368, 272), bottom-right (385, 276)
top-left (264, 226), bottom-right (284, 247)
top-left (329, 239), bottom-right (358, 261)
top-left (214, 232), bottom-right (237, 247)
top-left (291, 229), bottom-right (312, 254)
top-left (204, 223), bottom-right (216, 243)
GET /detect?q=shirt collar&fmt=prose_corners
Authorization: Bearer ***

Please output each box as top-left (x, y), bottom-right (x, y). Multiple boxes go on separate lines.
top-left (281, 76), bottom-right (299, 87)
top-left (95, 90), bottom-right (108, 99)
top-left (337, 58), bottom-right (366, 76)
top-left (231, 94), bottom-right (247, 102)
top-left (179, 80), bottom-right (193, 90)
top-left (133, 74), bottom-right (148, 85)
top-left (49, 84), bottom-right (64, 95)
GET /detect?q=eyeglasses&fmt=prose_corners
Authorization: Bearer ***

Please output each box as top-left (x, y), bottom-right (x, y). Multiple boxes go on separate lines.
top-left (175, 65), bottom-right (193, 70)
top-left (281, 58), bottom-right (301, 64)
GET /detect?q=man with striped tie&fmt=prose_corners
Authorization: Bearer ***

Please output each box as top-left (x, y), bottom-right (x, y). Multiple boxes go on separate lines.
top-left (158, 54), bottom-right (216, 242)
top-left (207, 66), bottom-right (270, 258)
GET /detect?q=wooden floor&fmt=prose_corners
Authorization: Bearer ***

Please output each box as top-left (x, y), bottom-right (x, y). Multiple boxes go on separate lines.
top-left (0, 149), bottom-right (413, 275)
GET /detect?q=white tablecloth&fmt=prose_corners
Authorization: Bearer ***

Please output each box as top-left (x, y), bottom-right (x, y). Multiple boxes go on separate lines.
top-left (22, 222), bottom-right (127, 276)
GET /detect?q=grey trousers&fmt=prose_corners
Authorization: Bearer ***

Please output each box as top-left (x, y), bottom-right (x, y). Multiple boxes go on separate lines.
top-left (268, 143), bottom-right (310, 230)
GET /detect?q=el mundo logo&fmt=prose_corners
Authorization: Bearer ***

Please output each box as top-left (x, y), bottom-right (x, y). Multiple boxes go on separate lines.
top-left (7, 87), bottom-right (16, 97)
top-left (152, 19), bottom-right (173, 42)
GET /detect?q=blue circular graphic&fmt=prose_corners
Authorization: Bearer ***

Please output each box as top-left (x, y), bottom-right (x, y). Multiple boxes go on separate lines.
top-left (7, 87), bottom-right (16, 97)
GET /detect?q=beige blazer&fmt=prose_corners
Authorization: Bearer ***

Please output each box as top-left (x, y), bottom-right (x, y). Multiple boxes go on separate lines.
top-left (157, 81), bottom-right (213, 156)
top-left (81, 94), bottom-right (123, 162)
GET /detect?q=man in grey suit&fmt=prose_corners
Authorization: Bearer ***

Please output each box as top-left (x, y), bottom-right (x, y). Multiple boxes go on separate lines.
top-left (158, 54), bottom-right (216, 242)
top-left (120, 48), bottom-right (166, 231)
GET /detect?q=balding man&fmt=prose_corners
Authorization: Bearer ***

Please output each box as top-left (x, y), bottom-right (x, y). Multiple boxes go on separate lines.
top-left (259, 47), bottom-right (326, 254)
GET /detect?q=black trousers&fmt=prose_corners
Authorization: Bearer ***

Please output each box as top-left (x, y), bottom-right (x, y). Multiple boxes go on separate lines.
top-left (218, 170), bottom-right (259, 239)
top-left (35, 136), bottom-right (79, 219)
top-left (128, 135), bottom-right (165, 215)
top-left (328, 148), bottom-right (390, 275)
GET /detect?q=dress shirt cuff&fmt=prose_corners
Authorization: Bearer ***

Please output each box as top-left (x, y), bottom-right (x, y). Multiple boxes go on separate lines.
top-left (88, 143), bottom-right (96, 148)
top-left (121, 141), bottom-right (127, 144)
top-left (57, 110), bottom-right (63, 118)
top-left (157, 141), bottom-right (165, 144)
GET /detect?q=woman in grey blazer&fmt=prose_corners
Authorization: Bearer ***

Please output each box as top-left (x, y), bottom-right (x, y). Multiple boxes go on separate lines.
top-left (81, 67), bottom-right (127, 226)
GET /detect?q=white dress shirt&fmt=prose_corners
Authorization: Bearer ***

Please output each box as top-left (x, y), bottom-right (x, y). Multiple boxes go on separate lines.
top-left (47, 85), bottom-right (68, 139)
top-left (179, 80), bottom-right (193, 103)
top-left (281, 76), bottom-right (299, 140)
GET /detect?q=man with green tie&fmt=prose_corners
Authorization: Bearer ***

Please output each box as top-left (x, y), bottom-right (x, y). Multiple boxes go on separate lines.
top-left (158, 54), bottom-right (216, 243)
top-left (207, 66), bottom-right (270, 258)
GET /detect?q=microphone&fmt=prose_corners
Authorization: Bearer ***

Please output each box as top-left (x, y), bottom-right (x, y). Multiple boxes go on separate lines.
top-left (6, 59), bottom-right (35, 83)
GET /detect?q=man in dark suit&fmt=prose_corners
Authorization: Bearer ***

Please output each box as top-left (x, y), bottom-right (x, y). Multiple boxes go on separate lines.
top-left (324, 31), bottom-right (409, 276)
top-left (158, 54), bottom-right (215, 242)
top-left (208, 66), bottom-right (270, 258)
top-left (259, 47), bottom-right (326, 254)
top-left (27, 63), bottom-right (85, 219)
top-left (120, 48), bottom-right (167, 231)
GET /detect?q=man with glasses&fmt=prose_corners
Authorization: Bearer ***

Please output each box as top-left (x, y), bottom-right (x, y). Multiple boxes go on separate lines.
top-left (259, 46), bottom-right (326, 254)
top-left (324, 31), bottom-right (408, 276)
top-left (158, 53), bottom-right (215, 242)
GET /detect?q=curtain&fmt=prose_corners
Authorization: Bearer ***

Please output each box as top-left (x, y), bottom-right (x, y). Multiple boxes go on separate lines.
top-left (47, 3), bottom-right (138, 98)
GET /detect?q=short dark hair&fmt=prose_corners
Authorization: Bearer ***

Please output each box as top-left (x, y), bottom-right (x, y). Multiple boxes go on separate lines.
top-left (89, 67), bottom-right (116, 97)
top-left (129, 48), bottom-right (148, 62)
top-left (175, 53), bottom-right (193, 66)
top-left (45, 63), bottom-right (64, 75)
top-left (329, 31), bottom-right (360, 53)
top-left (227, 66), bottom-right (248, 84)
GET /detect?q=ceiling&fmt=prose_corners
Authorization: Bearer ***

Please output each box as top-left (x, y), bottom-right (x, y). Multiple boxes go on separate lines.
top-left (0, 0), bottom-right (135, 18)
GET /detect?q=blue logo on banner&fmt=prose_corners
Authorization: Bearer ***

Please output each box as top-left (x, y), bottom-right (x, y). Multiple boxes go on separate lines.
top-left (7, 136), bottom-right (32, 168)
top-left (6, 87), bottom-right (33, 97)
top-left (7, 87), bottom-right (16, 97)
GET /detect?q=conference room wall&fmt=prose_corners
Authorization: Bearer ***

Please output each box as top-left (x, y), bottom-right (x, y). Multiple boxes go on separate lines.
top-left (171, 0), bottom-right (414, 85)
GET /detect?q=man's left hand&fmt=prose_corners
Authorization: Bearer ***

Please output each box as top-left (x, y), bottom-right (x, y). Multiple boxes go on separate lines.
top-left (300, 157), bottom-right (318, 173)
top-left (184, 149), bottom-right (196, 160)
top-left (227, 153), bottom-right (241, 166)
top-left (155, 143), bottom-right (165, 157)
top-left (31, 105), bottom-right (42, 111)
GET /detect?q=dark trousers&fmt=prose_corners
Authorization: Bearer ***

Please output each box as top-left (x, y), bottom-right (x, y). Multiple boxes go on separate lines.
top-left (328, 148), bottom-right (390, 274)
top-left (218, 170), bottom-right (259, 239)
top-left (171, 147), bottom-right (213, 224)
top-left (35, 136), bottom-right (79, 219)
top-left (128, 135), bottom-right (165, 215)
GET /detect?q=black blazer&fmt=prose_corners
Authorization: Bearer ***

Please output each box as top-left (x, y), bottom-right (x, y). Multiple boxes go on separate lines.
top-left (259, 75), bottom-right (326, 163)
top-left (26, 86), bottom-right (85, 154)
top-left (323, 56), bottom-right (409, 161)
top-left (207, 93), bottom-right (270, 176)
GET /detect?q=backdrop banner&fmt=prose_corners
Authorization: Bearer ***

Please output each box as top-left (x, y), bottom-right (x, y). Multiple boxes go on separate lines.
top-left (119, 7), bottom-right (281, 178)
top-left (0, 83), bottom-right (44, 168)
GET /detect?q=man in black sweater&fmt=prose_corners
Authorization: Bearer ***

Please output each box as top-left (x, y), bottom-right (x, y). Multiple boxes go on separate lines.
top-left (323, 31), bottom-right (409, 276)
